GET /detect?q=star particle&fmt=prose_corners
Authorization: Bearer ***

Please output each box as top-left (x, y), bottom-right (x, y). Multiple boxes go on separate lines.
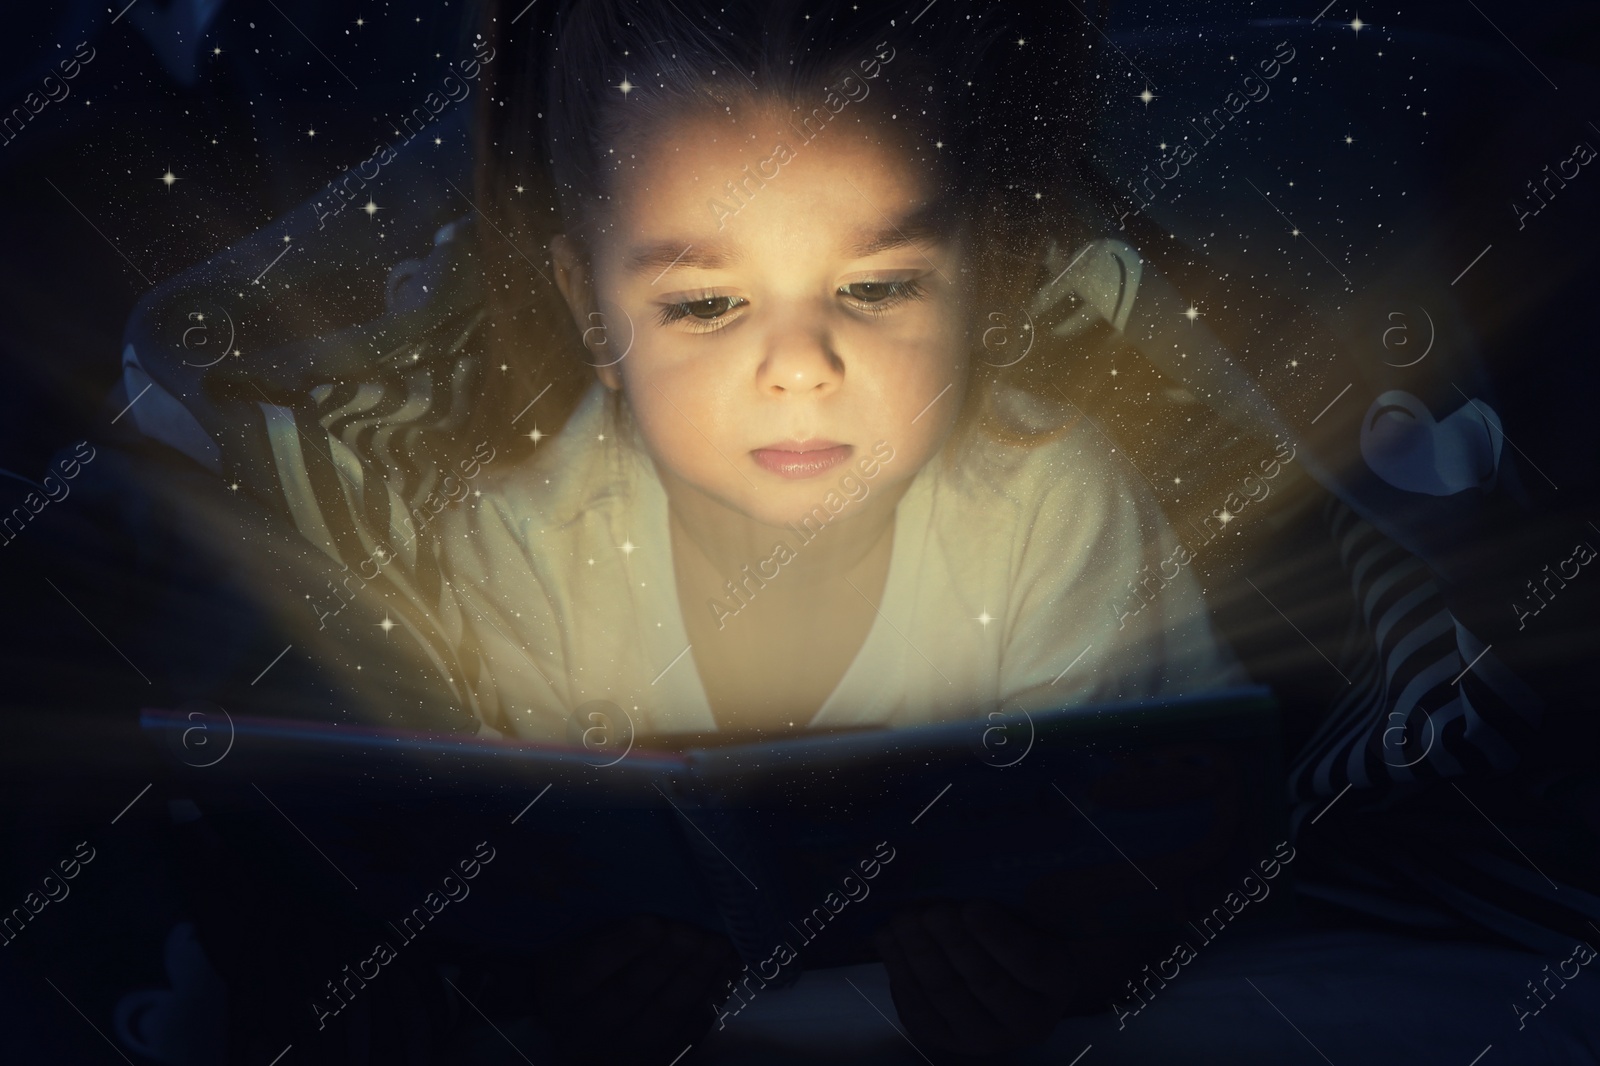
top-left (1344, 135), bottom-right (1355, 145)
top-left (160, 169), bottom-right (177, 188)
top-left (1350, 16), bottom-right (1365, 35)
top-left (1138, 86), bottom-right (1156, 106)
top-left (975, 608), bottom-right (995, 629)
top-left (620, 539), bottom-right (637, 557)
top-left (1183, 305), bottom-right (1201, 324)
top-left (527, 426), bottom-right (545, 445)
top-left (618, 78), bottom-right (635, 96)
top-left (362, 200), bottom-right (379, 217)
top-left (378, 613), bottom-right (396, 635)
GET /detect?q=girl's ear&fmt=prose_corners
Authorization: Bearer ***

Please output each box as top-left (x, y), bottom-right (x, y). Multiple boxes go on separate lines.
top-left (550, 234), bottom-right (622, 390)
top-left (550, 233), bottom-right (595, 323)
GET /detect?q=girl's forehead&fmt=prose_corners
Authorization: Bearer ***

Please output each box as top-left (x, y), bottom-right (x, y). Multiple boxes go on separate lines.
top-left (600, 103), bottom-right (947, 263)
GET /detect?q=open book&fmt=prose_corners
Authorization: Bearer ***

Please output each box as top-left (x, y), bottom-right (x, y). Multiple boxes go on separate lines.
top-left (142, 687), bottom-right (1282, 978)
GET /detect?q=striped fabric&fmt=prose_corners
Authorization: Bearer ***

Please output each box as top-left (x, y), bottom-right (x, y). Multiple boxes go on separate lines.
top-left (119, 213), bottom-right (501, 732)
top-left (1280, 498), bottom-right (1600, 954)
top-left (1286, 497), bottom-right (1540, 821)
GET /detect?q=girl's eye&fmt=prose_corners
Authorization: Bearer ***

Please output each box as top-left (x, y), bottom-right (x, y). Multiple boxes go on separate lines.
top-left (656, 294), bottom-right (748, 330)
top-left (654, 280), bottom-right (926, 331)
top-left (839, 278), bottom-right (927, 312)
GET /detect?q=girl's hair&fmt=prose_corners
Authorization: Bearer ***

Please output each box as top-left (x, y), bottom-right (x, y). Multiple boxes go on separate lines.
top-left (469, 0), bottom-right (1119, 464)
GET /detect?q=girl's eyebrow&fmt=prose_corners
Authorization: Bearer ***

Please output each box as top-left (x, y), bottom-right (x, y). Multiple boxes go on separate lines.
top-left (628, 242), bottom-right (739, 277)
top-left (845, 200), bottom-right (956, 258)
top-left (626, 202), bottom-right (956, 279)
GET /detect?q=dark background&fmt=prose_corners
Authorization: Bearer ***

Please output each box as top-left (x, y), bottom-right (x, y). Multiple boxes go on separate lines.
top-left (1, 1), bottom-right (1597, 1062)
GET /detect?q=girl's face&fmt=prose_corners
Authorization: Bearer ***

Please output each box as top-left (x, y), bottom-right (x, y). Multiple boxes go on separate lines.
top-left (553, 101), bottom-right (970, 529)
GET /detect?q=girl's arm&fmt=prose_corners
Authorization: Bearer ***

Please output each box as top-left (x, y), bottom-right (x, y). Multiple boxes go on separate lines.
top-left (996, 436), bottom-right (1244, 712)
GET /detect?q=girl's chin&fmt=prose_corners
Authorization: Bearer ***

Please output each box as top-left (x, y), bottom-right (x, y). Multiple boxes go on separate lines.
top-left (738, 496), bottom-right (880, 533)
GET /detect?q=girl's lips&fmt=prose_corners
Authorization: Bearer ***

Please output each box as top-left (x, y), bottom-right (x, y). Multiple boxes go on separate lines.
top-left (750, 445), bottom-right (852, 479)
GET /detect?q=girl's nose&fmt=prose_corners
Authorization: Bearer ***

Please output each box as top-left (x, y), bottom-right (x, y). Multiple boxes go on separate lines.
top-left (758, 324), bottom-right (844, 396)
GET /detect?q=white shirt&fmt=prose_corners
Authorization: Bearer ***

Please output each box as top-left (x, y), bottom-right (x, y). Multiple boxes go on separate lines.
top-left (437, 377), bottom-right (1240, 742)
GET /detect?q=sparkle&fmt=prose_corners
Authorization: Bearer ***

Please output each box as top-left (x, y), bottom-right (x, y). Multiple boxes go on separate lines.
top-left (378, 613), bottom-right (396, 635)
top-left (1110, 368), bottom-right (1119, 377)
top-left (1289, 359), bottom-right (1300, 368)
top-left (160, 169), bottom-right (177, 188)
top-left (620, 538), bottom-right (637, 557)
top-left (1218, 510), bottom-right (1234, 525)
top-left (934, 140), bottom-right (944, 149)
top-left (228, 481), bottom-right (240, 491)
top-left (515, 184), bottom-right (525, 194)
top-left (362, 200), bottom-right (379, 217)
top-left (975, 608), bottom-right (995, 629)
top-left (307, 128), bottom-right (317, 138)
top-left (1015, 37), bottom-right (1026, 46)
top-left (527, 425), bottom-right (545, 446)
top-left (1034, 191), bottom-right (1042, 200)
top-left (212, 47), bottom-right (222, 56)
top-left (1173, 477), bottom-right (1182, 485)
top-left (588, 558), bottom-right (596, 566)
top-left (1183, 305), bottom-right (1201, 324)
top-left (1137, 86), bottom-right (1156, 106)
top-left (1344, 135), bottom-right (1355, 145)
top-left (1350, 15), bottom-right (1365, 35)
top-left (355, 17), bottom-right (365, 26)
top-left (499, 363), bottom-right (509, 372)
top-left (598, 434), bottom-right (606, 442)
top-left (434, 137), bottom-right (442, 146)
top-left (618, 77), bottom-right (635, 96)
top-left (1291, 228), bottom-right (1301, 236)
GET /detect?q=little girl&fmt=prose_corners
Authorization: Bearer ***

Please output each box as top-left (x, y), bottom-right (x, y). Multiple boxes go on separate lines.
top-left (437, 0), bottom-right (1242, 743)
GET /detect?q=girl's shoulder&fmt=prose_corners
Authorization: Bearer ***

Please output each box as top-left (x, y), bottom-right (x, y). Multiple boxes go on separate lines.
top-left (925, 379), bottom-right (1158, 576)
top-left (944, 381), bottom-right (1128, 509)
top-left (465, 379), bottom-right (633, 535)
